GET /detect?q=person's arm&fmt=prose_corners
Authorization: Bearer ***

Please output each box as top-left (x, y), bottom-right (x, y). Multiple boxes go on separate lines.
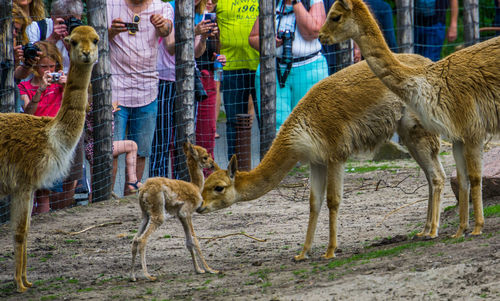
top-left (194, 20), bottom-right (215, 58)
top-left (150, 14), bottom-right (173, 37)
top-left (163, 26), bottom-right (176, 56)
top-left (446, 0), bottom-right (458, 42)
top-left (248, 17), bottom-right (260, 51)
top-left (293, 1), bottom-right (326, 40)
top-left (108, 18), bottom-right (127, 40)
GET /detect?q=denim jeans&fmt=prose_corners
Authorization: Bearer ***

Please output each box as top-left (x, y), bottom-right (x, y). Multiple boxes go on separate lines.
top-left (414, 23), bottom-right (446, 62)
top-left (113, 100), bottom-right (158, 157)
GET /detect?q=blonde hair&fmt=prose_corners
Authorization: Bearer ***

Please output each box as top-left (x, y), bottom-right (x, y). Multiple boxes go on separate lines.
top-left (14, 0), bottom-right (46, 21)
top-left (33, 41), bottom-right (63, 77)
top-left (12, 2), bottom-right (30, 45)
top-left (196, 0), bottom-right (208, 15)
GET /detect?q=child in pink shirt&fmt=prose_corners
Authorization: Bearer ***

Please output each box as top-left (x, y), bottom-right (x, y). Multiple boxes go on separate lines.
top-left (18, 41), bottom-right (66, 117)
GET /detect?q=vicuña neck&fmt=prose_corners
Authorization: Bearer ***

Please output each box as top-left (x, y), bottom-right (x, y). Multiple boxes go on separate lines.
top-left (188, 158), bottom-right (205, 190)
top-left (235, 135), bottom-right (299, 202)
top-left (353, 3), bottom-right (415, 96)
top-left (51, 62), bottom-right (92, 138)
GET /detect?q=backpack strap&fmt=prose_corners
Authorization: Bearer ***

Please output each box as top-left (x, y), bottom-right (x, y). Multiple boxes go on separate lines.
top-left (37, 19), bottom-right (48, 41)
top-left (275, 0), bottom-right (311, 11)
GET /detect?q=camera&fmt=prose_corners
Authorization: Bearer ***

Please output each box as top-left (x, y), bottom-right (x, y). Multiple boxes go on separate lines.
top-left (22, 43), bottom-right (41, 61)
top-left (64, 17), bottom-right (83, 34)
top-left (277, 29), bottom-right (294, 64)
top-left (48, 72), bottom-right (61, 83)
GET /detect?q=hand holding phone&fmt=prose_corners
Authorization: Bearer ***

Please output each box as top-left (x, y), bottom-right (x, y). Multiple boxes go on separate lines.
top-left (204, 13), bottom-right (216, 23)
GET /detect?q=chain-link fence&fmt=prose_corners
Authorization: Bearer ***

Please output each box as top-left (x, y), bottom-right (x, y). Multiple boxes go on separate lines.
top-left (0, 0), bottom-right (498, 224)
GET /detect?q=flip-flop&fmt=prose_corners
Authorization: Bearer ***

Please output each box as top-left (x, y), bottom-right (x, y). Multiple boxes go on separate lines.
top-left (126, 181), bottom-right (141, 192)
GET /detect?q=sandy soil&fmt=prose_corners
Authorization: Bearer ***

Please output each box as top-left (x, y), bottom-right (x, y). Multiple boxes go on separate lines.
top-left (1, 145), bottom-right (499, 300)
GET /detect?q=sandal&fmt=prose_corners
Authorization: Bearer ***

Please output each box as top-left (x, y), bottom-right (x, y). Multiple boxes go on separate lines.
top-left (126, 181), bottom-right (142, 193)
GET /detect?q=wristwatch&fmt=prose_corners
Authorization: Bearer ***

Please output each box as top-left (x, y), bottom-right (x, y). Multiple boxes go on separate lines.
top-left (292, 0), bottom-right (301, 5)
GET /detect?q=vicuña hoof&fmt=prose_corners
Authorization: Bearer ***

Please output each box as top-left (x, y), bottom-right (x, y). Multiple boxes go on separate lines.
top-left (16, 284), bottom-right (28, 293)
top-left (293, 253), bottom-right (308, 262)
top-left (146, 274), bottom-right (157, 281)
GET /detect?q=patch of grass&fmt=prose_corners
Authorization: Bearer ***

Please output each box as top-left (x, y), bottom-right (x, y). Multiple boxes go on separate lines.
top-left (439, 151), bottom-right (450, 156)
top-left (345, 164), bottom-right (402, 173)
top-left (326, 240), bottom-right (436, 270)
top-left (67, 278), bottom-right (79, 284)
top-left (261, 281), bottom-right (272, 288)
top-left (130, 229), bottom-right (138, 233)
top-left (41, 296), bottom-right (59, 301)
top-left (162, 234), bottom-right (171, 239)
top-left (483, 204), bottom-right (500, 218)
top-left (77, 287), bottom-right (93, 292)
top-left (64, 239), bottom-right (77, 244)
top-left (407, 230), bottom-right (420, 239)
top-left (293, 269), bottom-right (309, 279)
top-left (250, 268), bottom-right (271, 281)
top-left (444, 205), bottom-right (457, 212)
top-left (40, 253), bottom-right (53, 262)
top-left (145, 288), bottom-right (153, 294)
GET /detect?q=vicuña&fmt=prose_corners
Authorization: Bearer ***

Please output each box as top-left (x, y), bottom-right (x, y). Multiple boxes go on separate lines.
top-left (198, 54), bottom-right (445, 261)
top-left (319, 0), bottom-right (500, 238)
top-left (130, 142), bottom-right (219, 281)
top-left (0, 26), bottom-right (98, 292)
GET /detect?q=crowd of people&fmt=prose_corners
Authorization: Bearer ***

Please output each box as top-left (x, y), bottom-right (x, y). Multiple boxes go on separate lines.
top-left (6, 0), bottom-right (498, 213)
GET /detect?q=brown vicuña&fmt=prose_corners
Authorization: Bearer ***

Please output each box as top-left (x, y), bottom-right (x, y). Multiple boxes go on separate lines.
top-left (0, 26), bottom-right (99, 292)
top-left (130, 142), bottom-right (219, 281)
top-left (319, 0), bottom-right (500, 238)
top-left (198, 54), bottom-right (445, 261)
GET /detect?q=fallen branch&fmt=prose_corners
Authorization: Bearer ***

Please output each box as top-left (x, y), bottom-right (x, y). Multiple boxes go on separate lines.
top-left (168, 232), bottom-right (267, 243)
top-left (56, 221), bottom-right (122, 235)
top-left (376, 198), bottom-right (427, 227)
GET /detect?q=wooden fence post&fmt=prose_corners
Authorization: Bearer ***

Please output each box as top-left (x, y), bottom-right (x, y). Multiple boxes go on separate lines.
top-left (259, 0), bottom-right (276, 159)
top-left (174, 0), bottom-right (196, 181)
top-left (0, 0), bottom-right (16, 113)
top-left (463, 0), bottom-right (480, 46)
top-left (87, 0), bottom-right (113, 202)
top-left (396, 0), bottom-right (414, 53)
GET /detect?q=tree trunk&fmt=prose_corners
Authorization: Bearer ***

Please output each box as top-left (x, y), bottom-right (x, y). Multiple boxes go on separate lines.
top-left (0, 0), bottom-right (16, 113)
top-left (258, 0), bottom-right (276, 159)
top-left (174, 0), bottom-right (196, 181)
top-left (463, 0), bottom-right (480, 46)
top-left (87, 0), bottom-right (113, 202)
top-left (396, 0), bottom-right (414, 53)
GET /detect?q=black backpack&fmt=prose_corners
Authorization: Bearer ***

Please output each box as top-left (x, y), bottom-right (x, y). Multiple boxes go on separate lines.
top-left (36, 19), bottom-right (49, 41)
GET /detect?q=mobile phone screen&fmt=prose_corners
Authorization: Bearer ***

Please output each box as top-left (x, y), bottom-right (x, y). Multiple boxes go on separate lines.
top-left (204, 13), bottom-right (216, 23)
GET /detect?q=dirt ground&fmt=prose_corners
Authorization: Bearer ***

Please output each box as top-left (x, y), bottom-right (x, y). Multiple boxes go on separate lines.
top-left (1, 144), bottom-right (499, 301)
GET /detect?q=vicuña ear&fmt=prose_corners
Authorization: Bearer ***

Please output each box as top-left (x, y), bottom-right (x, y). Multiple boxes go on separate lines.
top-left (338, 0), bottom-right (353, 10)
top-left (227, 154), bottom-right (238, 180)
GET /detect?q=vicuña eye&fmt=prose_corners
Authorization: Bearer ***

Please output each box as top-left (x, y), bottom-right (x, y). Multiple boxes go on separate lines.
top-left (214, 186), bottom-right (224, 192)
top-left (93, 39), bottom-right (99, 44)
top-left (71, 40), bottom-right (77, 47)
top-left (332, 15), bottom-right (341, 22)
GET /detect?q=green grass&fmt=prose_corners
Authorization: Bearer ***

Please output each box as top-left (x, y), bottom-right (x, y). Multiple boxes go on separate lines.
top-left (325, 240), bottom-right (436, 270)
top-left (345, 164), bottom-right (402, 173)
top-left (483, 204), bottom-right (500, 218)
top-left (444, 205), bottom-right (457, 212)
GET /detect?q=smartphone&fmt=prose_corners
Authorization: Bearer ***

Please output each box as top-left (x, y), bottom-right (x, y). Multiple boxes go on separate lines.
top-left (204, 13), bottom-right (216, 23)
top-left (122, 22), bottom-right (139, 33)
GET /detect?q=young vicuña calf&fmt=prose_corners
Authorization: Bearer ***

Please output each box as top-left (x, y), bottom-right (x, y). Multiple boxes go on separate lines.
top-left (130, 142), bottom-right (218, 281)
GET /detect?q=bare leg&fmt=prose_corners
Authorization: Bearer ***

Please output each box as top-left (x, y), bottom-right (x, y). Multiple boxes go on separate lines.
top-left (215, 81), bottom-right (221, 138)
top-left (113, 140), bottom-right (142, 192)
top-left (295, 163), bottom-right (327, 261)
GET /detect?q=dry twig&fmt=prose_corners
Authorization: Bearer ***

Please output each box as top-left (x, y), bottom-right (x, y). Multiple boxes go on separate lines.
top-left (56, 221), bottom-right (122, 235)
top-left (376, 198), bottom-right (427, 227)
top-left (168, 232), bottom-right (267, 243)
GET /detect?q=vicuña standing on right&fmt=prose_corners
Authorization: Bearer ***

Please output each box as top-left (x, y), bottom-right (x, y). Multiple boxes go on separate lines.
top-left (319, 0), bottom-right (500, 238)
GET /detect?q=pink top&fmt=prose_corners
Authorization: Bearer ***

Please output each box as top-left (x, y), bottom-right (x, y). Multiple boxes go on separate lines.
top-left (107, 0), bottom-right (174, 107)
top-left (157, 36), bottom-right (176, 81)
top-left (18, 81), bottom-right (63, 117)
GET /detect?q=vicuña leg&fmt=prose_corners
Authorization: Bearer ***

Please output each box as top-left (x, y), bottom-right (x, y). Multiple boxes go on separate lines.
top-left (400, 131), bottom-right (445, 238)
top-left (452, 141), bottom-right (470, 238)
top-left (187, 216), bottom-right (219, 274)
top-left (323, 161), bottom-right (344, 259)
top-left (179, 216), bottom-right (205, 273)
top-left (135, 213), bottom-right (164, 281)
top-left (294, 163), bottom-right (327, 261)
top-left (465, 142), bottom-right (484, 235)
top-left (11, 190), bottom-right (34, 292)
top-left (130, 211), bottom-right (150, 282)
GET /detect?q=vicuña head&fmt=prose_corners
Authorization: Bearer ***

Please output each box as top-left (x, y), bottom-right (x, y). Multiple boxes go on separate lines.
top-left (64, 26), bottom-right (99, 65)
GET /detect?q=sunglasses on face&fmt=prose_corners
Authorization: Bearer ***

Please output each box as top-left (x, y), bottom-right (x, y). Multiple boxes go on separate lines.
top-left (126, 14), bottom-right (141, 35)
